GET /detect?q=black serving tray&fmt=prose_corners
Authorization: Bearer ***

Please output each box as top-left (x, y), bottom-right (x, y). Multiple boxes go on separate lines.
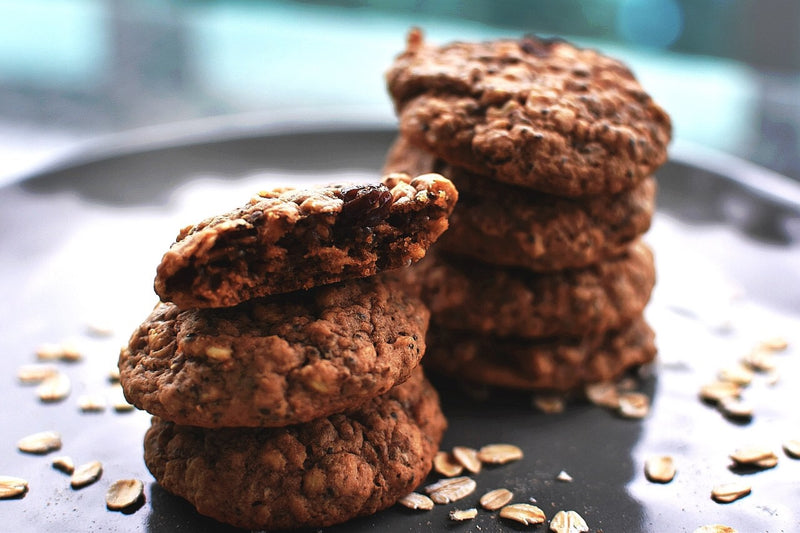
top-left (1, 119), bottom-right (798, 533)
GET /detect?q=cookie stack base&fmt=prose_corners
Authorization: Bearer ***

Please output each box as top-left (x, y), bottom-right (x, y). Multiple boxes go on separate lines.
top-left (145, 367), bottom-right (445, 531)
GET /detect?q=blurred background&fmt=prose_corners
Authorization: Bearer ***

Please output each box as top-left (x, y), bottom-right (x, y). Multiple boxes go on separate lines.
top-left (1, 0), bottom-right (799, 185)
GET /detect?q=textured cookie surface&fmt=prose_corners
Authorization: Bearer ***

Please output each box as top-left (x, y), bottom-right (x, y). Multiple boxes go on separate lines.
top-left (384, 136), bottom-right (655, 271)
top-left (386, 30), bottom-right (671, 196)
top-left (120, 274), bottom-right (429, 428)
top-left (155, 172), bottom-right (458, 309)
top-left (407, 242), bottom-right (654, 338)
top-left (144, 368), bottom-right (446, 531)
top-left (424, 317), bottom-right (656, 392)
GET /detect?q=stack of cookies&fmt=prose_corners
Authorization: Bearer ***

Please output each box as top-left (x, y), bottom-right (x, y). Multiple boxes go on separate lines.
top-left (384, 30), bottom-right (672, 395)
top-left (119, 173), bottom-right (458, 530)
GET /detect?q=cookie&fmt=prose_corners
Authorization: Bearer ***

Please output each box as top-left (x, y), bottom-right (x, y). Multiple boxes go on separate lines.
top-left (406, 242), bottom-right (654, 338)
top-left (384, 136), bottom-right (655, 271)
top-left (423, 317), bottom-right (656, 392)
top-left (386, 29), bottom-right (671, 196)
top-left (120, 274), bottom-right (429, 428)
top-left (154, 172), bottom-right (458, 309)
top-left (143, 367), bottom-right (446, 531)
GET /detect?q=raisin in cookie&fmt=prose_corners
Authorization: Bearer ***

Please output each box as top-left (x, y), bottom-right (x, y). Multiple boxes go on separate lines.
top-left (120, 274), bottom-right (429, 428)
top-left (424, 317), bottom-right (655, 392)
top-left (144, 367), bottom-right (446, 531)
top-left (384, 135), bottom-right (655, 271)
top-left (406, 242), bottom-right (654, 338)
top-left (386, 29), bottom-right (671, 196)
top-left (155, 172), bottom-right (458, 309)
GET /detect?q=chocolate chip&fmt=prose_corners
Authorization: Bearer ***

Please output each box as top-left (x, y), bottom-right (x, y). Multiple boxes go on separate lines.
top-left (337, 184), bottom-right (393, 228)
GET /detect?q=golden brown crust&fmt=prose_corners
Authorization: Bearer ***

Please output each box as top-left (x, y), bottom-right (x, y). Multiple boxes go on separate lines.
top-left (154, 172), bottom-right (458, 309)
top-left (143, 368), bottom-right (446, 531)
top-left (120, 274), bottom-right (429, 428)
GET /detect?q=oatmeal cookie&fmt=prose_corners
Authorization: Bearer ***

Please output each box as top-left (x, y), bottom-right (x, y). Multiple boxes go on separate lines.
top-left (386, 29), bottom-right (671, 196)
top-left (424, 317), bottom-right (656, 391)
top-left (120, 274), bottom-right (429, 428)
top-left (384, 136), bottom-right (655, 271)
top-left (143, 367), bottom-right (446, 531)
top-left (154, 172), bottom-right (458, 309)
top-left (406, 242), bottom-right (654, 338)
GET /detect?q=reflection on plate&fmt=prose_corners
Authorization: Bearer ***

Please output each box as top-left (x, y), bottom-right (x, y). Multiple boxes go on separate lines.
top-left (1, 121), bottom-right (799, 533)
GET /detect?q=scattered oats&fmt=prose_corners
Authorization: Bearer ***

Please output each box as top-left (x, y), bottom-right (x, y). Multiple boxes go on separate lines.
top-left (584, 382), bottom-right (620, 408)
top-left (86, 321), bottom-right (114, 337)
top-left (717, 396), bottom-right (753, 420)
top-left (452, 446), bottom-right (481, 474)
top-left (59, 343), bottom-right (83, 362)
top-left (36, 343), bottom-right (63, 361)
top-left (499, 503), bottom-right (546, 526)
top-left (36, 373), bottom-right (71, 402)
top-left (433, 451), bottom-right (464, 477)
top-left (533, 394), bottom-right (565, 414)
top-left (783, 439), bottom-right (800, 459)
top-left (711, 481), bottom-right (751, 503)
top-left (106, 479), bottom-right (144, 511)
top-left (742, 348), bottom-right (776, 372)
top-left (17, 430), bottom-right (62, 454)
top-left (397, 492), bottom-right (434, 511)
top-left (760, 336), bottom-right (788, 352)
top-left (693, 526), bottom-right (738, 533)
top-left (549, 510), bottom-right (589, 533)
top-left (78, 394), bottom-right (106, 412)
top-left (110, 384), bottom-right (134, 412)
top-left (477, 443), bottom-right (523, 464)
top-left (36, 342), bottom-right (82, 362)
top-left (424, 476), bottom-right (477, 504)
top-left (449, 508), bottom-right (478, 521)
top-left (699, 381), bottom-right (741, 403)
top-left (109, 367), bottom-right (121, 382)
top-left (70, 460), bottom-right (102, 489)
top-left (0, 476), bottom-right (28, 499)
top-left (52, 456), bottom-right (75, 474)
top-left (475, 488), bottom-right (511, 511)
top-left (729, 445), bottom-right (778, 468)
top-left (618, 392), bottom-right (649, 418)
top-left (753, 455), bottom-right (779, 468)
top-left (717, 364), bottom-right (754, 386)
top-left (644, 455), bottom-right (676, 483)
top-left (556, 470), bottom-right (573, 482)
top-left (17, 364), bottom-right (59, 384)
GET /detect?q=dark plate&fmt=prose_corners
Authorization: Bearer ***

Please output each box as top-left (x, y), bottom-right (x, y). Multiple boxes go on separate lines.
top-left (1, 122), bottom-right (799, 533)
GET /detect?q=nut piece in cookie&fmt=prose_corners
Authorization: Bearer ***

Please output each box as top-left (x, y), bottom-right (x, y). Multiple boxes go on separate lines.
top-left (154, 172), bottom-right (458, 309)
top-left (120, 273), bottom-right (430, 428)
top-left (386, 29), bottom-right (671, 196)
top-left (143, 367), bottom-right (446, 531)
